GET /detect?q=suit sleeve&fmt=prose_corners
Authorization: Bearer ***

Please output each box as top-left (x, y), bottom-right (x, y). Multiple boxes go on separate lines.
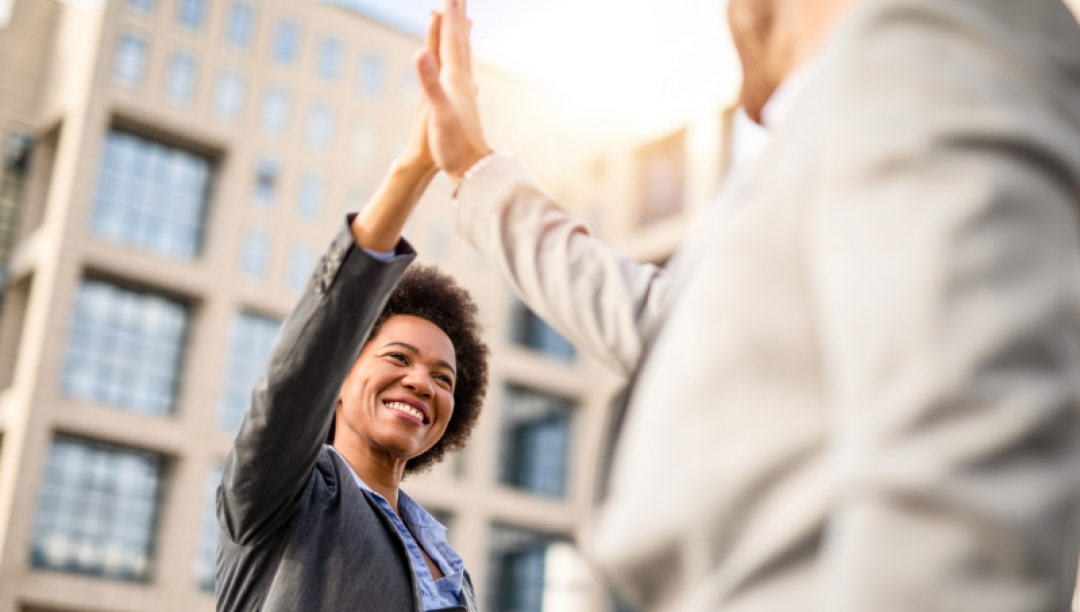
top-left (810, 1), bottom-right (1080, 609)
top-left (218, 218), bottom-right (415, 546)
top-left (454, 156), bottom-right (672, 377)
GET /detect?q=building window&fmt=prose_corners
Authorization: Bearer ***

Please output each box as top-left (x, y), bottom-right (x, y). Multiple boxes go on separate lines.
top-left (212, 69), bottom-right (246, 121)
top-left (251, 157), bottom-right (278, 207)
top-left (510, 300), bottom-right (575, 362)
top-left (164, 52), bottom-right (198, 104)
top-left (305, 104), bottom-right (335, 151)
top-left (498, 385), bottom-right (574, 498)
top-left (488, 525), bottom-right (591, 612)
top-left (239, 227), bottom-right (270, 281)
top-left (286, 242), bottom-right (314, 292)
top-left (225, 2), bottom-right (255, 49)
top-left (30, 437), bottom-right (162, 581)
top-left (91, 130), bottom-right (211, 259)
top-left (259, 87), bottom-right (291, 136)
top-left (316, 37), bottom-right (342, 81)
top-left (638, 129), bottom-right (685, 225)
top-left (62, 280), bottom-right (187, 415)
top-left (359, 52), bottom-right (386, 98)
top-left (113, 33), bottom-right (148, 87)
top-left (126, 0), bottom-right (154, 13)
top-left (176, 0), bottom-right (206, 29)
top-left (194, 463), bottom-right (223, 591)
top-left (272, 19), bottom-right (300, 65)
top-left (219, 312), bottom-right (281, 430)
top-left (296, 173), bottom-right (323, 221)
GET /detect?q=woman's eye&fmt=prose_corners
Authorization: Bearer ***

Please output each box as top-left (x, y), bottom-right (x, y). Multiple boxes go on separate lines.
top-left (435, 375), bottom-right (453, 387)
top-left (387, 353), bottom-right (407, 363)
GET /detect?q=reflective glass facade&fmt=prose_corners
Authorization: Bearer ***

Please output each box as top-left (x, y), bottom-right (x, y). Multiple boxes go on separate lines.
top-left (30, 437), bottom-right (162, 581)
top-left (91, 130), bottom-right (212, 259)
top-left (218, 312), bottom-right (282, 430)
top-left (498, 385), bottom-right (573, 498)
top-left (62, 280), bottom-right (187, 415)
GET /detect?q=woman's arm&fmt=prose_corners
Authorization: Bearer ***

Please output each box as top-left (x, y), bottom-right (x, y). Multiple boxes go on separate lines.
top-left (218, 15), bottom-right (443, 547)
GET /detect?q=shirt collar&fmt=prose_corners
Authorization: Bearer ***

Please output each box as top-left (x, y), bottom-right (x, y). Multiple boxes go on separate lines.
top-left (760, 53), bottom-right (825, 132)
top-left (325, 446), bottom-right (465, 588)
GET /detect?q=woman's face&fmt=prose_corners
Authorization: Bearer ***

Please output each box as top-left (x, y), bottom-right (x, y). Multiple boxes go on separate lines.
top-left (337, 315), bottom-right (457, 464)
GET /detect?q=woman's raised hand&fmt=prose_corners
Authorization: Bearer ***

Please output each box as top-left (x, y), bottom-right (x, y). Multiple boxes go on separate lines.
top-left (397, 12), bottom-right (442, 171)
top-left (414, 0), bottom-right (491, 184)
top-left (348, 11), bottom-right (444, 252)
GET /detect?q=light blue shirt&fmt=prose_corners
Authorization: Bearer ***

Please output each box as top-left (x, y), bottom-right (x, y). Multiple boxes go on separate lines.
top-left (328, 446), bottom-right (464, 610)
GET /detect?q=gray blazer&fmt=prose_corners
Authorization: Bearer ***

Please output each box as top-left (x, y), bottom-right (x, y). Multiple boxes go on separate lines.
top-left (454, 0), bottom-right (1080, 610)
top-left (215, 222), bottom-right (478, 612)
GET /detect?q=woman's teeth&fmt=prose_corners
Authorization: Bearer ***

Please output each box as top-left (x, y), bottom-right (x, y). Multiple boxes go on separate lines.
top-left (386, 401), bottom-right (425, 423)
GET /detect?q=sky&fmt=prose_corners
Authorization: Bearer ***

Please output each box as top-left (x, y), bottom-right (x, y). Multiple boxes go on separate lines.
top-left (323, 0), bottom-right (743, 130)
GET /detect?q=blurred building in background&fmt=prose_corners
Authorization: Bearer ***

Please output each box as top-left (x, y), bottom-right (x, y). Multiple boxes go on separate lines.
top-left (0, 0), bottom-right (764, 610)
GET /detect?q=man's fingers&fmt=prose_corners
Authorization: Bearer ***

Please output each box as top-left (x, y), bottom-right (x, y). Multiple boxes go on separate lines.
top-left (440, 0), bottom-right (467, 72)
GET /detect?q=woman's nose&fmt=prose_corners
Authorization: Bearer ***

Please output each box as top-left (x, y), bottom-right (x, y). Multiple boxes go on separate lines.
top-left (402, 369), bottom-right (434, 397)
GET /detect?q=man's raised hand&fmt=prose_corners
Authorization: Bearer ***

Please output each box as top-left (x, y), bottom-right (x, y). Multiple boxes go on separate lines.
top-left (414, 0), bottom-right (491, 183)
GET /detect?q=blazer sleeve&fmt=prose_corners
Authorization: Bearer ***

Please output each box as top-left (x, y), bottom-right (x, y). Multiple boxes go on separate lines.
top-left (454, 156), bottom-right (673, 377)
top-left (218, 217), bottom-right (416, 546)
top-left (809, 0), bottom-right (1080, 609)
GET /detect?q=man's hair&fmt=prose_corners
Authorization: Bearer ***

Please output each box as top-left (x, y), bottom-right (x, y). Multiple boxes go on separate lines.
top-left (328, 264), bottom-right (490, 476)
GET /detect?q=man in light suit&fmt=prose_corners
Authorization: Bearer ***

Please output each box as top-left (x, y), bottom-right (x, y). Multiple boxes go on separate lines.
top-left (416, 0), bottom-right (1080, 610)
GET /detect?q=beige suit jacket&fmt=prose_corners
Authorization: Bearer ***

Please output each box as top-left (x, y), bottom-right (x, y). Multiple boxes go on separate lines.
top-left (454, 0), bottom-right (1080, 610)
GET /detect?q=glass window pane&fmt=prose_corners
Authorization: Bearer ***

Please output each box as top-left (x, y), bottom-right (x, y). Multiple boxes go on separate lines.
top-left (213, 69), bottom-right (245, 121)
top-left (488, 525), bottom-right (589, 612)
top-left (239, 227), bottom-right (270, 281)
top-left (305, 104), bottom-right (335, 151)
top-left (316, 37), bottom-right (342, 81)
top-left (510, 300), bottom-right (576, 362)
top-left (225, 2), bottom-right (255, 49)
top-left (30, 437), bottom-right (163, 582)
top-left (252, 156), bottom-right (278, 207)
top-left (164, 52), bottom-right (198, 104)
top-left (498, 385), bottom-right (574, 498)
top-left (359, 52), bottom-right (385, 98)
top-left (61, 280), bottom-right (188, 415)
top-left (260, 87), bottom-right (291, 136)
top-left (218, 312), bottom-right (282, 430)
top-left (177, 0), bottom-right (206, 29)
top-left (296, 173), bottom-right (323, 220)
top-left (113, 33), bottom-right (148, 87)
top-left (90, 130), bottom-right (211, 259)
top-left (272, 20), bottom-right (300, 65)
top-left (126, 0), bottom-right (154, 13)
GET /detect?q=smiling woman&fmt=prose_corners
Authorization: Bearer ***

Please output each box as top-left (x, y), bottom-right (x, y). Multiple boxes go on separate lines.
top-left (216, 8), bottom-right (490, 612)
top-left (329, 265), bottom-right (488, 476)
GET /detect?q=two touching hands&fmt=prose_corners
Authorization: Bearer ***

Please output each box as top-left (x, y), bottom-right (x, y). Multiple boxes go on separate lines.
top-left (401, 0), bottom-right (491, 185)
top-left (350, 0), bottom-right (487, 252)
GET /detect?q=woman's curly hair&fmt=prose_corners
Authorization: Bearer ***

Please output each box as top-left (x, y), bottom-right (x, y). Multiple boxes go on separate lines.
top-left (329, 264), bottom-right (489, 476)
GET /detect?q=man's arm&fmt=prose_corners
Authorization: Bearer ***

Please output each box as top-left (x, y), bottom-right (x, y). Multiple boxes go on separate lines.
top-left (810, 0), bottom-right (1080, 608)
top-left (455, 156), bottom-right (672, 376)
top-left (416, 0), bottom-right (671, 375)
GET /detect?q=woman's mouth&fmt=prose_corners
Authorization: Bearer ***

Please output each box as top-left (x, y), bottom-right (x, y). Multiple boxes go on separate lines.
top-left (384, 400), bottom-right (427, 424)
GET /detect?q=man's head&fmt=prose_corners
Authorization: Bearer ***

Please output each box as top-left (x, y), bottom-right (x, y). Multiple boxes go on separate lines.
top-left (728, 0), bottom-right (857, 124)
